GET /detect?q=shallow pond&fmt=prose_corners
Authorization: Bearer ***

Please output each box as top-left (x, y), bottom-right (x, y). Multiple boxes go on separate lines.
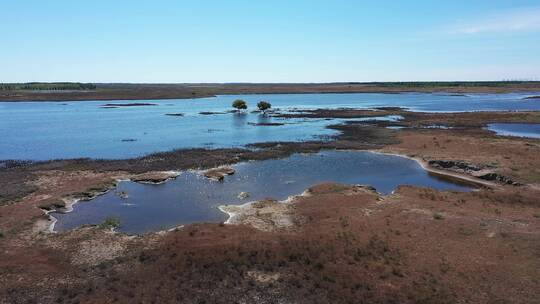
top-left (487, 123), bottom-right (540, 139)
top-left (53, 151), bottom-right (472, 234)
top-left (1, 92), bottom-right (540, 160)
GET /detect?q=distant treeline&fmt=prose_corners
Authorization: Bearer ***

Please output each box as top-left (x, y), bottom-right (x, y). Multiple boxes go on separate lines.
top-left (365, 81), bottom-right (540, 88)
top-left (0, 82), bottom-right (96, 91)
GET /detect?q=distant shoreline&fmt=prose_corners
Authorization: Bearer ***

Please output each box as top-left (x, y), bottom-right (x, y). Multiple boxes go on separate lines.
top-left (1, 82), bottom-right (540, 102)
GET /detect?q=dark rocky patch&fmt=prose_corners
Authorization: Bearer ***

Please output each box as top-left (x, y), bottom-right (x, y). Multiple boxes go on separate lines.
top-left (131, 177), bottom-right (168, 184)
top-left (437, 93), bottom-right (467, 97)
top-left (428, 160), bottom-right (485, 172)
top-left (247, 122), bottom-right (285, 126)
top-left (199, 111), bottom-right (227, 115)
top-left (68, 182), bottom-right (117, 201)
top-left (476, 172), bottom-right (520, 185)
top-left (38, 201), bottom-right (67, 211)
top-left (373, 107), bottom-right (406, 111)
top-left (277, 108), bottom-right (393, 119)
top-left (428, 160), bottom-right (520, 185)
top-left (204, 167), bottom-right (235, 181)
top-left (102, 103), bottom-right (157, 107)
top-left (131, 173), bottom-right (177, 184)
top-left (206, 129), bottom-right (224, 133)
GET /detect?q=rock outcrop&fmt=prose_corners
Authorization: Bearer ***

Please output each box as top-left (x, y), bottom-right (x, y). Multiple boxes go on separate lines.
top-left (203, 167), bottom-right (235, 181)
top-left (428, 160), bottom-right (520, 185)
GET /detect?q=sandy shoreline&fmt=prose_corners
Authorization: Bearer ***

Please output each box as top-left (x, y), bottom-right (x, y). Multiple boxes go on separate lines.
top-left (218, 190), bottom-right (309, 225)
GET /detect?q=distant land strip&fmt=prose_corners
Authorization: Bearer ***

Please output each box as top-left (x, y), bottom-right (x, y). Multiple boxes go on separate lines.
top-left (1, 81), bottom-right (540, 101)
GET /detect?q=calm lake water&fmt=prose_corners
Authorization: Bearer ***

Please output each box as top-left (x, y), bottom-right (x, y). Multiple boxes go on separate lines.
top-left (1, 92), bottom-right (539, 160)
top-left (53, 151), bottom-right (472, 234)
top-left (487, 123), bottom-right (540, 139)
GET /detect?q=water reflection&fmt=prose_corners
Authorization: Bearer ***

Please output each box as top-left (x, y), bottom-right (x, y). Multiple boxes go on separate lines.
top-left (53, 151), bottom-right (472, 234)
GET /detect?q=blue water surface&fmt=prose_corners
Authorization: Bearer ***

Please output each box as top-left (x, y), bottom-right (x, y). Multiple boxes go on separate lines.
top-left (1, 92), bottom-right (539, 160)
top-left (487, 123), bottom-right (540, 139)
top-left (53, 151), bottom-right (472, 234)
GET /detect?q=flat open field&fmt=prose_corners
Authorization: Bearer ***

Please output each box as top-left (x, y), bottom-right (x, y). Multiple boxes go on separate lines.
top-left (1, 107), bottom-right (539, 303)
top-left (2, 81), bottom-right (540, 101)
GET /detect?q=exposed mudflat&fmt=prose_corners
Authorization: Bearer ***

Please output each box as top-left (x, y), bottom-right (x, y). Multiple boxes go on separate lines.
top-left (1, 108), bottom-right (540, 303)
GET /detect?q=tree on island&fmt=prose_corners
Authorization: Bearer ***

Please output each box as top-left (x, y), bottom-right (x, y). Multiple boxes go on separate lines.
top-left (257, 101), bottom-right (271, 113)
top-left (232, 99), bottom-right (247, 111)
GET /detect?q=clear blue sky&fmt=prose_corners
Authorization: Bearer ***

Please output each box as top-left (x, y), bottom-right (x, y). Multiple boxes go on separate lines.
top-left (2, 0), bottom-right (540, 82)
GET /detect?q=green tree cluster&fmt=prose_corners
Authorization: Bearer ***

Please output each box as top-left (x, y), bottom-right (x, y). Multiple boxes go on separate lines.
top-left (231, 99), bottom-right (273, 112)
top-left (232, 99), bottom-right (247, 110)
top-left (257, 101), bottom-right (271, 112)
